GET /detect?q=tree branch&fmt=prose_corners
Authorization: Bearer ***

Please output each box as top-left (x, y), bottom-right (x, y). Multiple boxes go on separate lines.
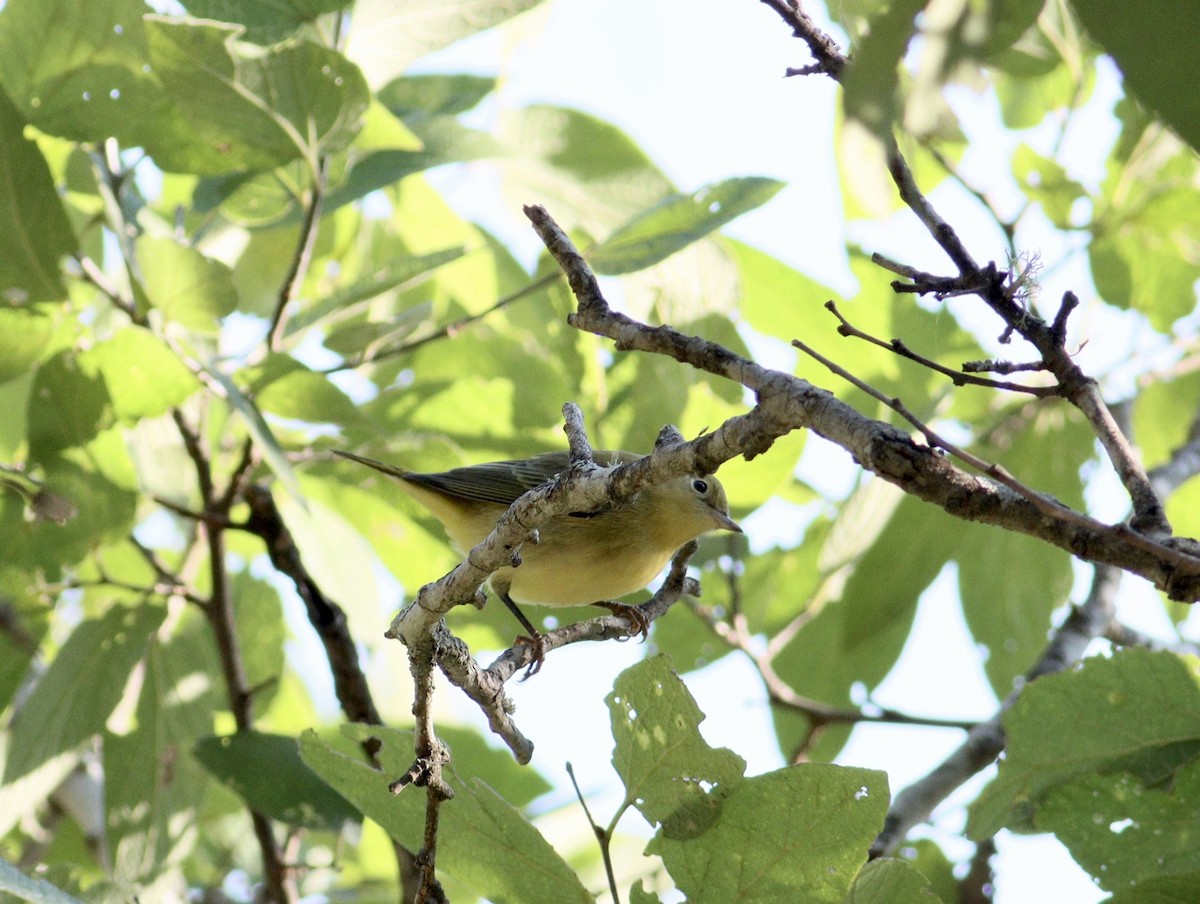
top-left (524, 203), bottom-right (1200, 601)
top-left (171, 409), bottom-right (296, 904)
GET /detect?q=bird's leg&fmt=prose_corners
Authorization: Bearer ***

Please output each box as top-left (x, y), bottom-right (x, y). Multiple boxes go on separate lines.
top-left (499, 591), bottom-right (547, 678)
top-left (594, 601), bottom-right (651, 641)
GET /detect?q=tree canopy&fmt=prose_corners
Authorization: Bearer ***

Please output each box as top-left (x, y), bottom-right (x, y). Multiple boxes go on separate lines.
top-left (1, 0), bottom-right (1199, 903)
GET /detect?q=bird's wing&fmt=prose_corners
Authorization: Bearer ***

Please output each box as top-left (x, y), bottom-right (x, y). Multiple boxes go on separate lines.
top-left (407, 450), bottom-right (635, 506)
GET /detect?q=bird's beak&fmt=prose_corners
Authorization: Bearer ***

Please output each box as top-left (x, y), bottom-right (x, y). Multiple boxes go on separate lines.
top-left (713, 511), bottom-right (742, 533)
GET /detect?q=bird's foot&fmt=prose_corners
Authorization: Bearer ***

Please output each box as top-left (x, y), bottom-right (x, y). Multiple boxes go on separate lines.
top-left (513, 631), bottom-right (547, 679)
top-left (595, 601), bottom-right (651, 641)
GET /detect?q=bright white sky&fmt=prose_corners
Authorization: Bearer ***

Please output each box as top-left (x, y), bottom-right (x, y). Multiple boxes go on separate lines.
top-left (385, 1), bottom-right (1164, 901)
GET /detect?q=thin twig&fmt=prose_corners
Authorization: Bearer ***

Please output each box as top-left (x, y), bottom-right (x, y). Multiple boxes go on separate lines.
top-left (824, 300), bottom-right (1057, 397)
top-left (567, 762), bottom-right (621, 904)
top-left (268, 158), bottom-right (330, 350)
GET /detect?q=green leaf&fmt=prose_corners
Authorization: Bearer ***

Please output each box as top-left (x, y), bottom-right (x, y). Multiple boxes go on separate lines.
top-left (1037, 758), bottom-right (1200, 893)
top-left (352, 97), bottom-right (424, 153)
top-left (181, 0), bottom-right (352, 46)
top-left (195, 731), bottom-right (358, 831)
top-left (300, 724), bottom-right (592, 904)
top-left (957, 408), bottom-right (1088, 694)
top-left (498, 104), bottom-right (673, 237)
top-left (136, 236), bottom-right (238, 334)
top-left (1108, 874), bottom-right (1200, 903)
top-left (1071, 0), bottom-right (1200, 155)
top-left (649, 764), bottom-right (889, 904)
top-left (841, 0), bottom-right (924, 142)
top-left (231, 573), bottom-right (286, 707)
top-left (345, 0), bottom-right (549, 88)
top-left (273, 488), bottom-right (380, 637)
top-left (843, 857), bottom-right (945, 903)
top-left (0, 858), bottom-right (83, 904)
top-left (250, 357), bottom-right (366, 427)
top-left (772, 493), bottom-right (953, 762)
top-left (1089, 187), bottom-right (1200, 333)
top-left (1012, 143), bottom-right (1086, 229)
top-left (608, 656), bottom-right (746, 838)
top-left (22, 433), bottom-right (139, 568)
top-left (378, 74), bottom-right (497, 122)
top-left (969, 649), bottom-right (1200, 838)
top-left (203, 365), bottom-right (303, 501)
top-left (3, 604), bottom-right (166, 783)
top-left (284, 245), bottom-right (465, 341)
top-left (26, 350), bottom-right (115, 460)
top-left (79, 327), bottom-right (200, 421)
top-left (0, 308), bottom-right (55, 383)
top-left (143, 18), bottom-right (368, 174)
top-left (0, 92), bottom-right (75, 303)
top-left (106, 624), bottom-right (220, 882)
top-left (0, 0), bottom-right (161, 144)
top-left (589, 177), bottom-right (785, 275)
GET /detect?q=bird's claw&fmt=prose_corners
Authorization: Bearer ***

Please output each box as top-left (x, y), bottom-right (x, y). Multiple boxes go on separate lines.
top-left (595, 601), bottom-right (651, 641)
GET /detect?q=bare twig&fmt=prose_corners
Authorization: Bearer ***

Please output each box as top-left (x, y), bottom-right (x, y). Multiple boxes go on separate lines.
top-left (268, 159), bottom-right (330, 350)
top-left (823, 299), bottom-right (1057, 397)
top-left (567, 762), bottom-right (621, 904)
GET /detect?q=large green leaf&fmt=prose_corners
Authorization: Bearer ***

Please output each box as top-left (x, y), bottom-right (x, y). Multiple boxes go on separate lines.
top-left (843, 857), bottom-right (944, 904)
top-left (970, 649), bottom-right (1200, 838)
top-left (3, 604), bottom-right (166, 783)
top-left (1071, 0), bottom-right (1200, 155)
top-left (142, 17), bottom-right (368, 174)
top-left (1037, 758), bottom-right (1200, 894)
top-left (1089, 189), bottom-right (1200, 333)
top-left (0, 0), bottom-right (161, 144)
top-left (26, 350), bottom-right (115, 460)
top-left (771, 493), bottom-right (955, 762)
top-left (956, 408), bottom-right (1088, 694)
top-left (182, 0), bottom-right (351, 45)
top-left (378, 74), bottom-right (497, 122)
top-left (106, 624), bottom-right (220, 882)
top-left (79, 327), bottom-right (200, 422)
top-left (344, 0), bottom-right (548, 89)
top-left (0, 92), bottom-right (75, 304)
top-left (608, 656), bottom-right (746, 837)
top-left (648, 764), bottom-right (889, 904)
top-left (230, 573), bottom-right (286, 708)
top-left (841, 0), bottom-right (924, 143)
top-left (0, 308), bottom-right (55, 384)
top-left (300, 724), bottom-right (592, 904)
top-left (137, 236), bottom-right (239, 334)
top-left (498, 104), bottom-right (673, 237)
top-left (195, 731), bottom-right (358, 831)
top-left (589, 177), bottom-right (785, 276)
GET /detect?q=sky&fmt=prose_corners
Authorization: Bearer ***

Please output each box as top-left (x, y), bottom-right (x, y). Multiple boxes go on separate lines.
top-left (386, 0), bottom-right (1159, 901)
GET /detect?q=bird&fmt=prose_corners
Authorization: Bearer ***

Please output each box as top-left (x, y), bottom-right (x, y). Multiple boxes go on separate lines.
top-left (334, 448), bottom-right (741, 674)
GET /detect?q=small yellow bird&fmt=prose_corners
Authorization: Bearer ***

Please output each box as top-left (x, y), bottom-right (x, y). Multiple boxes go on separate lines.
top-left (335, 449), bottom-right (741, 673)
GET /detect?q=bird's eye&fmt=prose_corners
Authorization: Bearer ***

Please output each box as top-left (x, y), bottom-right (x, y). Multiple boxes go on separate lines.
top-left (692, 478), bottom-right (708, 494)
